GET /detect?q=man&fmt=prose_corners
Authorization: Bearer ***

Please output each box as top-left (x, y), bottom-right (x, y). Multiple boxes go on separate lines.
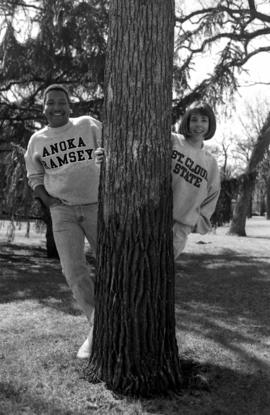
top-left (25, 84), bottom-right (103, 358)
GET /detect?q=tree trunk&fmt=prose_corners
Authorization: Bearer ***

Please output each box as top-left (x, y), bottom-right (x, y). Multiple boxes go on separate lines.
top-left (39, 201), bottom-right (59, 259)
top-left (247, 193), bottom-right (252, 218)
top-left (229, 117), bottom-right (270, 235)
top-left (45, 216), bottom-right (59, 259)
top-left (259, 187), bottom-right (265, 216)
top-left (228, 173), bottom-right (255, 236)
top-left (25, 220), bottom-right (30, 238)
top-left (85, 0), bottom-right (182, 397)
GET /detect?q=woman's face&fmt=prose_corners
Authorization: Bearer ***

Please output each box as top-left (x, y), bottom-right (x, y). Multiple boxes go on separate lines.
top-left (189, 112), bottom-right (210, 140)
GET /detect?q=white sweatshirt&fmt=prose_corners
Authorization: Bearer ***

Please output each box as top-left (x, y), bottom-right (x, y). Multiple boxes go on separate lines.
top-left (171, 133), bottom-right (220, 234)
top-left (24, 116), bottom-right (102, 205)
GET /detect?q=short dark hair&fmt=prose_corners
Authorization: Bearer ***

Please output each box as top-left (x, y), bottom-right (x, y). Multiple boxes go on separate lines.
top-left (43, 84), bottom-right (70, 105)
top-left (179, 102), bottom-right (216, 140)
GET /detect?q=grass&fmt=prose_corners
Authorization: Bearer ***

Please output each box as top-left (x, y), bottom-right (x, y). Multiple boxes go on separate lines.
top-left (0, 217), bottom-right (270, 414)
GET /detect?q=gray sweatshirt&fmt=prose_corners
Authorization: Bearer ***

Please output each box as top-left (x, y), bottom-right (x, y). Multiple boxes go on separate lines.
top-left (171, 133), bottom-right (220, 233)
top-left (24, 116), bottom-right (101, 205)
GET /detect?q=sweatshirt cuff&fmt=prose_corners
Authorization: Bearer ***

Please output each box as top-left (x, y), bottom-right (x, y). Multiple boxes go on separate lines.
top-left (195, 216), bottom-right (211, 234)
top-left (28, 176), bottom-right (44, 190)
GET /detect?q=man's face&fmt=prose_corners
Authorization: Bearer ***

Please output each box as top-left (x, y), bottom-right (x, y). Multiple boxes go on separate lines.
top-left (43, 89), bottom-right (70, 128)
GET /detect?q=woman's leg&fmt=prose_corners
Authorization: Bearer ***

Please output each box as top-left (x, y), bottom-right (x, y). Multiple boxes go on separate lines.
top-left (173, 222), bottom-right (192, 261)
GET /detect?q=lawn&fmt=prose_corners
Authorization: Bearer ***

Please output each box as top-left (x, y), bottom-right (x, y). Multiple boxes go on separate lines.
top-left (0, 217), bottom-right (270, 414)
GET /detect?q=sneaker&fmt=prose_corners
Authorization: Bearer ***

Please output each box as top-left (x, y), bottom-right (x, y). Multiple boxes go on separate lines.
top-left (76, 327), bottom-right (93, 359)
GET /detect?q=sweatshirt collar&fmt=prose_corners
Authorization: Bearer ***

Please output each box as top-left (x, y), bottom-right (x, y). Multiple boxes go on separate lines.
top-left (184, 136), bottom-right (205, 150)
top-left (47, 120), bottom-right (72, 134)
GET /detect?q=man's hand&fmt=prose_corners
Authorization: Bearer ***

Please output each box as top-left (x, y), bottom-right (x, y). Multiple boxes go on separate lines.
top-left (46, 196), bottom-right (62, 208)
top-left (94, 147), bottom-right (105, 164)
top-left (34, 185), bottom-right (61, 209)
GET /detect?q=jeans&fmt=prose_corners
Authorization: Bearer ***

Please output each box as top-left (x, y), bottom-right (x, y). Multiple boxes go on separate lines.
top-left (50, 203), bottom-right (98, 322)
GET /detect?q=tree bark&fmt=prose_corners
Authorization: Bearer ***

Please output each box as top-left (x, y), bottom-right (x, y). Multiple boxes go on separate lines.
top-left (85, 0), bottom-right (182, 397)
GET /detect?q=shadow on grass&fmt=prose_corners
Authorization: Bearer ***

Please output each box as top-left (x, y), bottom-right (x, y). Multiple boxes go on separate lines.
top-left (175, 250), bottom-right (270, 326)
top-left (1, 360), bottom-right (269, 415)
top-left (175, 250), bottom-right (270, 375)
top-left (0, 380), bottom-right (76, 415)
top-left (1, 243), bottom-right (270, 414)
top-left (249, 235), bottom-right (270, 240)
top-left (0, 242), bottom-right (95, 316)
top-left (139, 359), bottom-right (270, 415)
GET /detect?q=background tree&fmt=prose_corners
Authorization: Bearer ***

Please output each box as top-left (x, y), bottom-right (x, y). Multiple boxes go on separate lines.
top-left (85, 0), bottom-right (182, 397)
top-left (2, 143), bottom-right (59, 256)
top-left (1, 1), bottom-right (270, 135)
top-left (210, 95), bottom-right (270, 231)
top-left (3, 142), bottom-right (33, 228)
top-left (219, 139), bottom-right (232, 180)
top-left (229, 113), bottom-right (270, 235)
top-left (173, 0), bottom-right (270, 119)
top-left (258, 148), bottom-right (270, 218)
top-left (235, 99), bottom-right (270, 218)
top-left (242, 98), bottom-right (270, 219)
top-left (266, 169), bottom-right (270, 219)
top-left (221, 98), bottom-right (270, 235)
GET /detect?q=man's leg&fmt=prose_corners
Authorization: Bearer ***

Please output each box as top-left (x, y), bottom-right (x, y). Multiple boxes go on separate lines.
top-left (50, 204), bottom-right (95, 322)
top-left (71, 203), bottom-right (98, 358)
top-left (79, 203), bottom-right (98, 255)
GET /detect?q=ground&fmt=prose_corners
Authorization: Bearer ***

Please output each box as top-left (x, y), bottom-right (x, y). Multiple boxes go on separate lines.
top-left (0, 217), bottom-right (270, 414)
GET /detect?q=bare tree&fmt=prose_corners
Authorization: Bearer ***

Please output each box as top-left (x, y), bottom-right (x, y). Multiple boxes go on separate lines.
top-left (257, 147), bottom-right (270, 218)
top-left (173, 1), bottom-right (270, 119)
top-left (1, 1), bottom-right (270, 126)
top-left (266, 174), bottom-right (270, 219)
top-left (229, 113), bottom-right (270, 235)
